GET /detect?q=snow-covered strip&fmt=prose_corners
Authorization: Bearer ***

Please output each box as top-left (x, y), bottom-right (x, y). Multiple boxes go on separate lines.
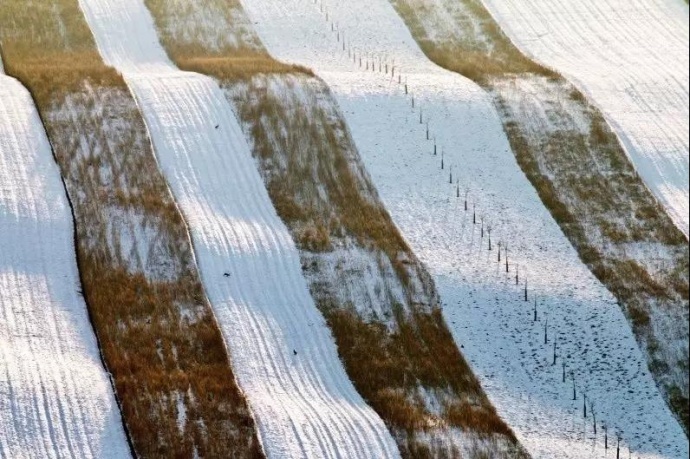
top-left (238, 0), bottom-right (689, 457)
top-left (0, 70), bottom-right (130, 458)
top-left (480, 0), bottom-right (689, 236)
top-left (75, 0), bottom-right (400, 457)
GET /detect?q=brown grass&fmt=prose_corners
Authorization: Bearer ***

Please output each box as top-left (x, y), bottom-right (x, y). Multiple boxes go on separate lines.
top-left (0, 1), bottom-right (261, 457)
top-left (144, 0), bottom-right (311, 81)
top-left (391, 0), bottom-right (689, 433)
top-left (143, 0), bottom-right (530, 456)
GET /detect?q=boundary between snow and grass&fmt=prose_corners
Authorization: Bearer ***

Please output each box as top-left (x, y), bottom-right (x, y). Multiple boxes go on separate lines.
top-left (0, 1), bottom-right (263, 457)
top-left (235, 0), bottom-right (688, 457)
top-left (0, 58), bottom-right (131, 458)
top-left (479, 0), bottom-right (689, 238)
top-left (76, 0), bottom-right (402, 457)
top-left (388, 0), bottom-right (689, 435)
top-left (140, 0), bottom-right (530, 456)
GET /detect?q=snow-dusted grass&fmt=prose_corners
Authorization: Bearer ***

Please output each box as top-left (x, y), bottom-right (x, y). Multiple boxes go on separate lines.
top-left (0, 2), bottom-right (261, 457)
top-left (76, 0), bottom-right (401, 456)
top-left (238, 0), bottom-right (688, 457)
top-left (143, 1), bottom-right (528, 455)
top-left (226, 75), bottom-right (526, 457)
top-left (480, 0), bottom-right (689, 237)
top-left (389, 0), bottom-right (689, 434)
top-left (144, 0), bottom-right (312, 82)
top-left (0, 68), bottom-right (130, 459)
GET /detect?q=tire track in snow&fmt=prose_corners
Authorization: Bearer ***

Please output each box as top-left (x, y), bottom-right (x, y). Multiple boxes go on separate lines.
top-left (0, 66), bottom-right (130, 458)
top-left (481, 0), bottom-right (689, 236)
top-left (236, 0), bottom-right (688, 457)
top-left (75, 0), bottom-right (400, 457)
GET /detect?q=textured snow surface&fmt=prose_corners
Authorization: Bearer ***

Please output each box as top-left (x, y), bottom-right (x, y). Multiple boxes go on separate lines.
top-left (76, 0), bottom-right (400, 457)
top-left (480, 0), bottom-right (690, 236)
top-left (0, 70), bottom-right (130, 458)
top-left (238, 0), bottom-right (689, 457)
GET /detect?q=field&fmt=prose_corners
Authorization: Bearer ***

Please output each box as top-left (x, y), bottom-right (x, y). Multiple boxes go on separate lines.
top-left (0, 0), bottom-right (686, 458)
top-left (237, 0), bottom-right (689, 457)
top-left (389, 0), bottom-right (689, 435)
top-left (142, 0), bottom-right (528, 456)
top-left (0, 1), bottom-right (260, 457)
top-left (0, 60), bottom-right (130, 459)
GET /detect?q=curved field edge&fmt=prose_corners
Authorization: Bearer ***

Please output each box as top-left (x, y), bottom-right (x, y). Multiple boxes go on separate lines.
top-left (1, 64), bottom-right (132, 458)
top-left (388, 0), bottom-right (689, 433)
top-left (0, 1), bottom-right (263, 457)
top-left (142, 0), bottom-right (529, 456)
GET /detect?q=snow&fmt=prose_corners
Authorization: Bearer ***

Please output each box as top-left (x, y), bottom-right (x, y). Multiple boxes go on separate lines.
top-left (480, 0), bottom-right (690, 237)
top-left (76, 0), bottom-right (400, 457)
top-left (0, 69), bottom-right (130, 457)
top-left (238, 0), bottom-right (689, 457)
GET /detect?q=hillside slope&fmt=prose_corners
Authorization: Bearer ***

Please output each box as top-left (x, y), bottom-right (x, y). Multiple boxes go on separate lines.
top-left (141, 0), bottom-right (529, 456)
top-left (481, 0), bottom-right (689, 236)
top-left (238, 0), bottom-right (689, 457)
top-left (387, 0), bottom-right (689, 434)
top-left (76, 0), bottom-right (401, 456)
top-left (0, 63), bottom-right (130, 459)
top-left (0, 1), bottom-right (261, 456)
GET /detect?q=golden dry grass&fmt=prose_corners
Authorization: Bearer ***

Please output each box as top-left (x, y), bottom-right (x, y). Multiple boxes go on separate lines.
top-left (144, 0), bottom-right (311, 81)
top-left (0, 1), bottom-right (261, 456)
top-left (391, 0), bottom-right (689, 433)
top-left (143, 1), bottom-right (529, 455)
